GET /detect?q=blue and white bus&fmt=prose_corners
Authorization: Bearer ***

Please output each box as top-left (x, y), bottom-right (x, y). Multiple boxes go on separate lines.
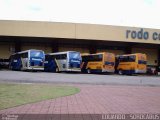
top-left (44, 51), bottom-right (82, 72)
top-left (9, 49), bottom-right (45, 71)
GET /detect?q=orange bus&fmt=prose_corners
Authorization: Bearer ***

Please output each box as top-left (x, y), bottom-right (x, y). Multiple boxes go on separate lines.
top-left (81, 52), bottom-right (115, 73)
top-left (116, 53), bottom-right (147, 75)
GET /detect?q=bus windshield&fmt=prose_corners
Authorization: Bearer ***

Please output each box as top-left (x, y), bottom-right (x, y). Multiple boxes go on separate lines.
top-left (30, 51), bottom-right (44, 58)
top-left (69, 52), bottom-right (81, 60)
top-left (82, 54), bottom-right (103, 62)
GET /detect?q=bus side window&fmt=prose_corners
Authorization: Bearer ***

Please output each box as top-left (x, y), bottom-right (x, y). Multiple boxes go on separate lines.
top-left (129, 55), bottom-right (135, 62)
top-left (61, 54), bottom-right (67, 59)
top-left (90, 54), bottom-right (102, 62)
top-left (20, 53), bottom-right (28, 58)
top-left (119, 56), bottom-right (123, 62)
top-left (55, 55), bottom-right (60, 60)
top-left (119, 56), bottom-right (128, 62)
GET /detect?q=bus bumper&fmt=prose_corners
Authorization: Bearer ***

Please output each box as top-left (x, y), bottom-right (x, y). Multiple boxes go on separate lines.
top-left (121, 70), bottom-right (146, 74)
top-left (102, 69), bottom-right (115, 73)
top-left (67, 68), bottom-right (81, 72)
top-left (89, 69), bottom-right (115, 73)
top-left (135, 69), bottom-right (146, 74)
top-left (28, 67), bottom-right (44, 71)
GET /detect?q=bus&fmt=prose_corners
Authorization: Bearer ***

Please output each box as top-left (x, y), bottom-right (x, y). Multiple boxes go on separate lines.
top-left (116, 53), bottom-right (147, 75)
top-left (81, 52), bottom-right (115, 73)
top-left (9, 49), bottom-right (45, 71)
top-left (44, 51), bottom-right (82, 72)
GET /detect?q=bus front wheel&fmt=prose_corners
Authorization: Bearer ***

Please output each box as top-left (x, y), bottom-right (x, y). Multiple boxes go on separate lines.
top-left (87, 69), bottom-right (91, 74)
top-left (118, 70), bottom-right (123, 75)
top-left (20, 65), bottom-right (23, 71)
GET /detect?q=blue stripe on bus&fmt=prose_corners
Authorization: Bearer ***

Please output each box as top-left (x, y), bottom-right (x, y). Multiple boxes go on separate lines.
top-left (105, 62), bottom-right (114, 66)
top-left (138, 60), bottom-right (147, 64)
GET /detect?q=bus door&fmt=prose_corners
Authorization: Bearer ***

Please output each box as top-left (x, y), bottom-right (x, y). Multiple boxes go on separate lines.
top-left (55, 54), bottom-right (67, 71)
top-left (81, 56), bottom-right (88, 72)
top-left (44, 55), bottom-right (57, 72)
top-left (10, 54), bottom-right (22, 70)
top-left (81, 62), bottom-right (88, 72)
top-left (21, 53), bottom-right (28, 69)
top-left (81, 55), bottom-right (92, 72)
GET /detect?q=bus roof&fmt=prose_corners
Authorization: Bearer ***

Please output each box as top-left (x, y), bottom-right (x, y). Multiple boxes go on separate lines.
top-left (46, 51), bottom-right (80, 55)
top-left (81, 52), bottom-right (114, 56)
top-left (11, 49), bottom-right (44, 55)
top-left (116, 53), bottom-right (146, 57)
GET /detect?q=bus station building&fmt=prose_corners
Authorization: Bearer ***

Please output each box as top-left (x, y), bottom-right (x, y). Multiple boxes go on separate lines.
top-left (0, 20), bottom-right (160, 70)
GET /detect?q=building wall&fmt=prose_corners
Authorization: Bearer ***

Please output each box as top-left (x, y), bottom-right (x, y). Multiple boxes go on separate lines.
top-left (132, 48), bottom-right (158, 66)
top-left (0, 20), bottom-right (76, 39)
top-left (0, 20), bottom-right (160, 45)
top-left (76, 24), bottom-right (160, 44)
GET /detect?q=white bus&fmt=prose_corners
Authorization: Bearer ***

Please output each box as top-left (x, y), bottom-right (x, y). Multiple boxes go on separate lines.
top-left (44, 51), bottom-right (82, 72)
top-left (9, 49), bottom-right (45, 71)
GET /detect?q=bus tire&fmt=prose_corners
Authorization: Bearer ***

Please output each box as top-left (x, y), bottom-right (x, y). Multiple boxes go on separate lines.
top-left (87, 69), bottom-right (91, 74)
top-left (20, 65), bottom-right (23, 71)
top-left (81, 69), bottom-right (85, 73)
top-left (118, 70), bottom-right (123, 75)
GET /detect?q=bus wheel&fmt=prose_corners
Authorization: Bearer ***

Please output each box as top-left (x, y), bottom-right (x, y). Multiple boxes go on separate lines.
top-left (20, 65), bottom-right (23, 71)
top-left (118, 70), bottom-right (123, 75)
top-left (56, 68), bottom-right (59, 73)
top-left (87, 69), bottom-right (91, 74)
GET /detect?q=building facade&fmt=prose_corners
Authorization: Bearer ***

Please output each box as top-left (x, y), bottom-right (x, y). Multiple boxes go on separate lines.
top-left (0, 20), bottom-right (160, 69)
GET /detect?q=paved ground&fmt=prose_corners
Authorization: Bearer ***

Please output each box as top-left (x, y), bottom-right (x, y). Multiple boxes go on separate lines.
top-left (0, 70), bottom-right (160, 119)
top-left (0, 85), bottom-right (160, 116)
top-left (0, 71), bottom-right (160, 86)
